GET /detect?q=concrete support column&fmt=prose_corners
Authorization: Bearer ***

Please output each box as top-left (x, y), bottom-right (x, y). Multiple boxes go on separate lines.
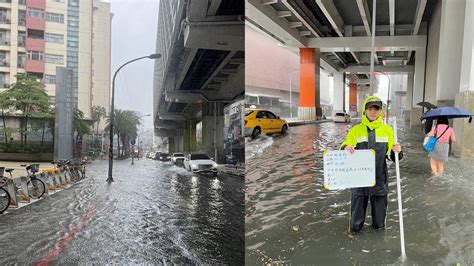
top-left (453, 0), bottom-right (474, 159)
top-left (356, 88), bottom-right (367, 116)
top-left (174, 134), bottom-right (184, 153)
top-left (183, 120), bottom-right (196, 153)
top-left (436, 0), bottom-right (465, 106)
top-left (333, 72), bottom-right (344, 114)
top-left (349, 83), bottom-right (357, 116)
top-left (201, 102), bottom-right (225, 163)
top-left (168, 137), bottom-right (175, 154)
top-left (410, 47), bottom-right (426, 127)
top-left (405, 72), bottom-right (414, 122)
top-left (298, 48), bottom-right (321, 120)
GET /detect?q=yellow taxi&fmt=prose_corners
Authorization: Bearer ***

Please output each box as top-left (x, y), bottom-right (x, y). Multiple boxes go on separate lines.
top-left (244, 108), bottom-right (288, 138)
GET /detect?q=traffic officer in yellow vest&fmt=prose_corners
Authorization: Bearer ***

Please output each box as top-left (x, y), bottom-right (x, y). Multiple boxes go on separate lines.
top-left (340, 95), bottom-right (403, 232)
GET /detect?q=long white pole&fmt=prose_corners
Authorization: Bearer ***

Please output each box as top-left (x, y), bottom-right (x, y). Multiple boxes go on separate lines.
top-left (369, 0), bottom-right (377, 95)
top-left (392, 118), bottom-right (406, 257)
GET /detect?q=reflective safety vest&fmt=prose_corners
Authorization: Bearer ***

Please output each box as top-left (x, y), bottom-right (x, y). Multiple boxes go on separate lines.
top-left (340, 123), bottom-right (395, 196)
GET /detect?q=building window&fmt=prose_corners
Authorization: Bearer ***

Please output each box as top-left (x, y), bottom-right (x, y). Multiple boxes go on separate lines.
top-left (18, 32), bottom-right (26, 47)
top-left (50, 0), bottom-right (65, 3)
top-left (18, 10), bottom-right (26, 26)
top-left (43, 74), bottom-right (56, 84)
top-left (28, 8), bottom-right (44, 19)
top-left (27, 29), bottom-right (44, 39)
top-left (27, 51), bottom-right (44, 61)
top-left (45, 54), bottom-right (64, 64)
top-left (17, 53), bottom-right (25, 68)
top-left (46, 12), bottom-right (64, 23)
top-left (0, 73), bottom-right (5, 86)
top-left (45, 33), bottom-right (64, 43)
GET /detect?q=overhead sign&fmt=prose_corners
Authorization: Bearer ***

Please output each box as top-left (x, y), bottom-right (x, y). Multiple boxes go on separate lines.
top-left (323, 150), bottom-right (376, 190)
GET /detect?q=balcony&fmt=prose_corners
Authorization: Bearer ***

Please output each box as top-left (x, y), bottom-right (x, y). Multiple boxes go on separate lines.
top-left (25, 37), bottom-right (44, 51)
top-left (26, 0), bottom-right (45, 9)
top-left (26, 16), bottom-right (45, 31)
top-left (0, 59), bottom-right (9, 67)
top-left (25, 58), bottom-right (44, 73)
top-left (0, 16), bottom-right (10, 25)
top-left (0, 38), bottom-right (9, 46)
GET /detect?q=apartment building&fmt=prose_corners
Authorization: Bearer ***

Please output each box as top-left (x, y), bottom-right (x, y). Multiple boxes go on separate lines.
top-left (0, 0), bottom-right (111, 129)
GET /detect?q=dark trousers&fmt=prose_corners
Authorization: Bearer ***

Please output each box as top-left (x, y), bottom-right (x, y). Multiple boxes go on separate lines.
top-left (350, 194), bottom-right (388, 231)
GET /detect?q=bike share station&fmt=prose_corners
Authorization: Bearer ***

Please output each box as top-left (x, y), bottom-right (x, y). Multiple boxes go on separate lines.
top-left (0, 161), bottom-right (86, 213)
top-left (0, 68), bottom-right (87, 214)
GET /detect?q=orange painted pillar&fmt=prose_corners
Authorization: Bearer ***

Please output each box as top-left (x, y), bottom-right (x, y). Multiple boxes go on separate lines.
top-left (349, 83), bottom-right (358, 114)
top-left (299, 48), bottom-right (321, 120)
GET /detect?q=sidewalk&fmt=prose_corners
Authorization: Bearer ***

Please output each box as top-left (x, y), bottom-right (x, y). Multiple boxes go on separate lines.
top-left (218, 162), bottom-right (244, 178)
top-left (287, 119), bottom-right (332, 127)
top-left (0, 161), bottom-right (55, 178)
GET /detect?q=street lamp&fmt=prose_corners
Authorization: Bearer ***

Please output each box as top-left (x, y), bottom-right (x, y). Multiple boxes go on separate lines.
top-left (289, 70), bottom-right (298, 119)
top-left (107, 54), bottom-right (161, 183)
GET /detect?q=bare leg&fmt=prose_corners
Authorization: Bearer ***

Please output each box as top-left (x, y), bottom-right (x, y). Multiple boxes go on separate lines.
top-left (437, 161), bottom-right (444, 175)
top-left (430, 159), bottom-right (438, 175)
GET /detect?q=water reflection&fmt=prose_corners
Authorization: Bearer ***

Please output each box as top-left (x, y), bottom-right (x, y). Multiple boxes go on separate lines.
top-left (246, 121), bottom-right (474, 264)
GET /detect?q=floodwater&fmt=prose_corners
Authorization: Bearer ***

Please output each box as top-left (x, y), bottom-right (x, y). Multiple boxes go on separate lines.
top-left (0, 158), bottom-right (244, 264)
top-left (246, 120), bottom-right (474, 264)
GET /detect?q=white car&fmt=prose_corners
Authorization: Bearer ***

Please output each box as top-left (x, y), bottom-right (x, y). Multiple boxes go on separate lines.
top-left (171, 153), bottom-right (185, 165)
top-left (334, 112), bottom-right (351, 123)
top-left (183, 153), bottom-right (218, 176)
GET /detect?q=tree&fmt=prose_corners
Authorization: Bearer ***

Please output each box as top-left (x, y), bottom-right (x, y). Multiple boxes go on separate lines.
top-left (92, 105), bottom-right (106, 134)
top-left (105, 109), bottom-right (142, 158)
top-left (0, 74), bottom-right (51, 146)
top-left (73, 108), bottom-right (91, 135)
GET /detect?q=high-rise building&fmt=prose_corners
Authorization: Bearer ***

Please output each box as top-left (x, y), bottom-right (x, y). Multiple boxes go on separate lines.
top-left (0, 0), bottom-right (111, 129)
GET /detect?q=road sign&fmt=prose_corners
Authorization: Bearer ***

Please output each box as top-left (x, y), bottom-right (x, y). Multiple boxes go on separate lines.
top-left (323, 150), bottom-right (376, 190)
top-left (130, 139), bottom-right (136, 145)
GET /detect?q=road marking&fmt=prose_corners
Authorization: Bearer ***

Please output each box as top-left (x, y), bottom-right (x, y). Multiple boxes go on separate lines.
top-left (35, 206), bottom-right (97, 265)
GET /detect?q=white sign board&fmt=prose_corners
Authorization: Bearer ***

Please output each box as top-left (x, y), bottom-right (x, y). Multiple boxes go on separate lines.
top-left (323, 150), bottom-right (376, 190)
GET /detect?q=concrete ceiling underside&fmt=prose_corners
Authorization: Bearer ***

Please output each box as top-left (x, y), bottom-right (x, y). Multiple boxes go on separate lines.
top-left (247, 0), bottom-right (437, 74)
top-left (155, 0), bottom-right (244, 135)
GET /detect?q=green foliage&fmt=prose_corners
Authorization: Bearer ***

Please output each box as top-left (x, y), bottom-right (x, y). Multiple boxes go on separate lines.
top-left (105, 109), bottom-right (142, 157)
top-left (1, 74), bottom-right (51, 115)
top-left (92, 106), bottom-right (107, 123)
top-left (0, 142), bottom-right (53, 153)
top-left (73, 108), bottom-right (91, 135)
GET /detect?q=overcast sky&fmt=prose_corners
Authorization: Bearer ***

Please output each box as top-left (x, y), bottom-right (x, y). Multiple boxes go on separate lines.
top-left (110, 0), bottom-right (160, 129)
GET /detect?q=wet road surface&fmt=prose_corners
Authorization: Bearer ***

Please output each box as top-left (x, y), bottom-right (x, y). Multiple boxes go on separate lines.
top-left (246, 120), bottom-right (474, 264)
top-left (0, 158), bottom-right (244, 264)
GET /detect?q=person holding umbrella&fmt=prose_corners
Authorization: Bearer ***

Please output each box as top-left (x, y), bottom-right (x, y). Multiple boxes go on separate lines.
top-left (422, 107), bottom-right (473, 175)
top-left (426, 116), bottom-right (456, 175)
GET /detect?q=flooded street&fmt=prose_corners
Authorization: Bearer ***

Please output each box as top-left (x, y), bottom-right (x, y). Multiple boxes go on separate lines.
top-left (246, 120), bottom-right (474, 264)
top-left (0, 159), bottom-right (244, 264)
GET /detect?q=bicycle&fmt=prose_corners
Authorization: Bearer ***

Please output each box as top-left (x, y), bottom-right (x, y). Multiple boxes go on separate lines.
top-left (20, 164), bottom-right (46, 199)
top-left (0, 167), bottom-right (11, 214)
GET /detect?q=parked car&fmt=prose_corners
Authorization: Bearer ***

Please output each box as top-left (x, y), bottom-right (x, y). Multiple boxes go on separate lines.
top-left (153, 151), bottom-right (161, 160)
top-left (334, 112), bottom-right (351, 123)
top-left (159, 153), bottom-right (170, 161)
top-left (183, 153), bottom-right (218, 176)
top-left (244, 108), bottom-right (288, 138)
top-left (171, 153), bottom-right (185, 165)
